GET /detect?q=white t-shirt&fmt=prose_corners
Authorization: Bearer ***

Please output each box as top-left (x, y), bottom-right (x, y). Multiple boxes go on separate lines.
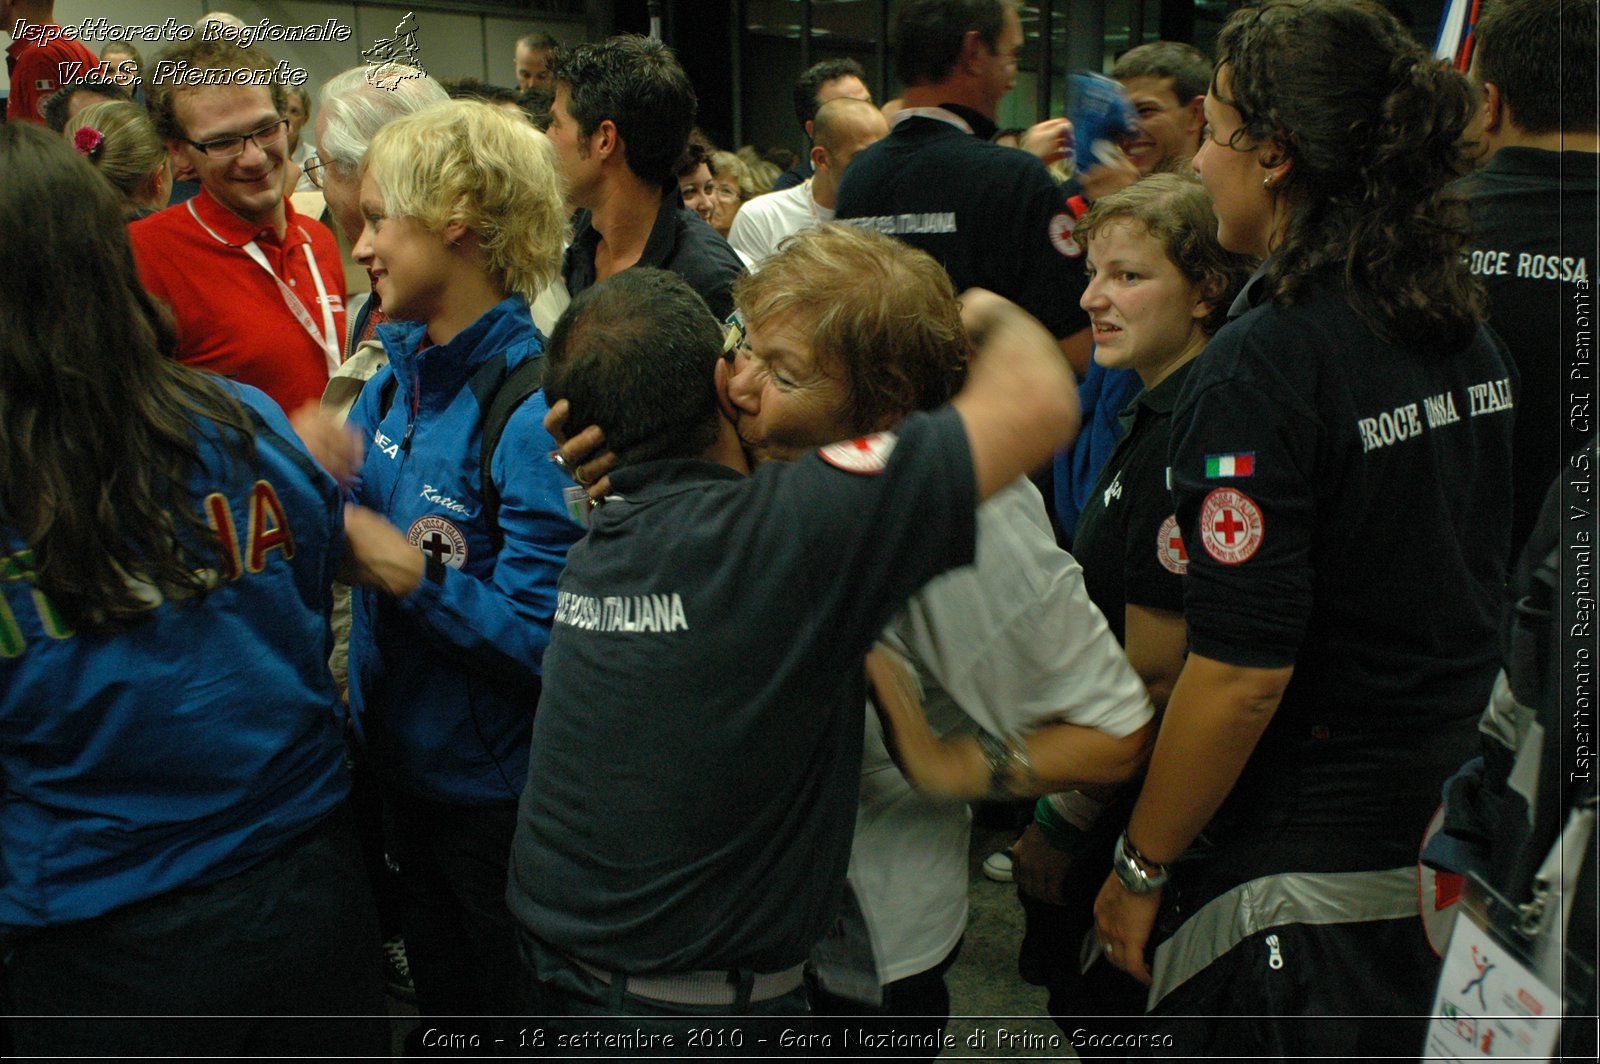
top-left (727, 180), bottom-right (832, 267)
top-left (830, 476), bottom-right (1152, 989)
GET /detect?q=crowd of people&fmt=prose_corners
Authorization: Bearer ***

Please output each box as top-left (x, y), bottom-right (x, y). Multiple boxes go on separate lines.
top-left (1, 0), bottom-right (1595, 1059)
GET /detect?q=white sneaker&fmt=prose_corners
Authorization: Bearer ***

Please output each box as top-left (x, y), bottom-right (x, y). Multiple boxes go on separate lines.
top-left (982, 850), bottom-right (1014, 882)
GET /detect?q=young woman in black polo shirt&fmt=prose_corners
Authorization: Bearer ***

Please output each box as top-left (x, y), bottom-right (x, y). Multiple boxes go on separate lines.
top-left (1013, 173), bottom-right (1253, 1027)
top-left (1092, 1), bottom-right (1514, 1055)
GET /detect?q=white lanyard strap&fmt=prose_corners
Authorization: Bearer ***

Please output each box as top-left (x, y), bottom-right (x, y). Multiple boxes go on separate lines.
top-left (188, 199), bottom-right (341, 374)
top-left (890, 106), bottom-right (975, 135)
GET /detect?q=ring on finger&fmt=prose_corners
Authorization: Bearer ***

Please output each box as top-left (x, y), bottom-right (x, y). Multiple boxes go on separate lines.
top-left (550, 450), bottom-right (572, 475)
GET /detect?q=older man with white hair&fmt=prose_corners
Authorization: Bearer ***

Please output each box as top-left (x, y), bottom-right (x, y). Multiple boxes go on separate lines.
top-left (309, 65), bottom-right (449, 355)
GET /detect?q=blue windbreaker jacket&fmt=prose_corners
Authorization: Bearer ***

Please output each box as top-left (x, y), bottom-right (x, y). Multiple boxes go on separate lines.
top-left (346, 296), bottom-right (581, 805)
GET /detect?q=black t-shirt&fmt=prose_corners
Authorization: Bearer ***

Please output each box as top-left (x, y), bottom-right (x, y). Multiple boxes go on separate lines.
top-left (834, 104), bottom-right (1089, 340)
top-left (1072, 360), bottom-right (1193, 644)
top-left (564, 200), bottom-right (744, 322)
top-left (508, 408), bottom-right (978, 973)
top-left (1466, 148), bottom-right (1598, 557)
top-left (1172, 276), bottom-right (1515, 850)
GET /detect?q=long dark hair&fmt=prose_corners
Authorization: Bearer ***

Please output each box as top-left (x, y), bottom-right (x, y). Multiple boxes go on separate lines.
top-left (0, 123), bottom-right (253, 631)
top-left (1215, 0), bottom-right (1484, 352)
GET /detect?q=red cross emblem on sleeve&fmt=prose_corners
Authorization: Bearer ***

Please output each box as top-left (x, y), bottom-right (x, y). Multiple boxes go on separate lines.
top-left (819, 431), bottom-right (898, 474)
top-left (1156, 514), bottom-right (1189, 575)
top-left (1197, 488), bottom-right (1264, 565)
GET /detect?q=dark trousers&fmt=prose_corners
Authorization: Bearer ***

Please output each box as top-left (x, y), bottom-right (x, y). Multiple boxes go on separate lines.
top-left (516, 927), bottom-right (811, 1060)
top-left (2, 805), bottom-right (387, 1060)
top-left (386, 789), bottom-right (523, 1025)
top-left (349, 758), bottom-right (407, 939)
top-left (808, 940), bottom-right (961, 1063)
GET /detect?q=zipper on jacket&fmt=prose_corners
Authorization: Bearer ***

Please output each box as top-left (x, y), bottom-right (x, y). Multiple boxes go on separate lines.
top-left (400, 365), bottom-right (420, 453)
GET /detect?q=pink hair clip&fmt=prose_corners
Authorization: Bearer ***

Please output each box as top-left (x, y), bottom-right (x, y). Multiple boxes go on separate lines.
top-left (73, 126), bottom-right (105, 158)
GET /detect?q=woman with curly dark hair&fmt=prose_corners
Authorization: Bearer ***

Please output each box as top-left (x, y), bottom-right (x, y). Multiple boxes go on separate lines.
top-left (0, 122), bottom-right (384, 1057)
top-left (1092, 1), bottom-right (1515, 1056)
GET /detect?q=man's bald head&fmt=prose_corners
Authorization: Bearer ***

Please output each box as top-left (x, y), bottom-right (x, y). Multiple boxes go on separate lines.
top-left (811, 97), bottom-right (889, 206)
top-left (813, 96), bottom-right (888, 156)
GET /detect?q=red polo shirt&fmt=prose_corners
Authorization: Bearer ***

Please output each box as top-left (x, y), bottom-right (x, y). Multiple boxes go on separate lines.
top-left (130, 189), bottom-right (347, 414)
top-left (5, 27), bottom-right (98, 124)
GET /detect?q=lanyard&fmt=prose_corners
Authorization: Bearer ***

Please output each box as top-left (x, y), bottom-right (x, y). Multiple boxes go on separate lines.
top-left (187, 199), bottom-right (341, 375)
top-left (802, 178), bottom-right (827, 224)
top-left (890, 106), bottom-right (975, 135)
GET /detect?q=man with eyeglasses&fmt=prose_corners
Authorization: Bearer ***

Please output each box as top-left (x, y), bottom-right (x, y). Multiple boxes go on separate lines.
top-left (130, 37), bottom-right (345, 416)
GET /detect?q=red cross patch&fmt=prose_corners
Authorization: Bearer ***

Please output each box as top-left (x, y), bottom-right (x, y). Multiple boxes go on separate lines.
top-left (1048, 211), bottom-right (1081, 257)
top-left (407, 515), bottom-right (468, 569)
top-left (1197, 488), bottom-right (1263, 565)
top-left (1156, 514), bottom-right (1189, 575)
top-left (820, 432), bottom-right (897, 474)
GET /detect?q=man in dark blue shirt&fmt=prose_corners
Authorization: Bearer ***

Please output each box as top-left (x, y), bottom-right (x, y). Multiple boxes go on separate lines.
top-left (508, 245), bottom-right (1079, 1037)
top-left (835, 0), bottom-right (1091, 377)
top-left (547, 35), bottom-right (743, 321)
top-left (1466, 0), bottom-right (1598, 557)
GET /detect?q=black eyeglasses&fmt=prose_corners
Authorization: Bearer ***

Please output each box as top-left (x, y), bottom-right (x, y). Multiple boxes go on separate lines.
top-left (183, 118), bottom-right (289, 159)
top-left (303, 152), bottom-right (326, 189)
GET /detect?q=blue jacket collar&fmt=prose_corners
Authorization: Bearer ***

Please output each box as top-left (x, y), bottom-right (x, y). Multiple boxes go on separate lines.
top-left (378, 295), bottom-right (537, 390)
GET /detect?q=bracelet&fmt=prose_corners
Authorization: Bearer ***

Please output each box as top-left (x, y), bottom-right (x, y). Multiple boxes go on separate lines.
top-left (1112, 830), bottom-right (1170, 894)
top-left (977, 731), bottom-right (1041, 800)
top-left (1122, 832), bottom-right (1167, 875)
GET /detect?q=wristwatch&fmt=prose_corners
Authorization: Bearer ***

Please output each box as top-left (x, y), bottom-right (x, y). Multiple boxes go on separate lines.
top-left (976, 730), bottom-right (1039, 800)
top-left (1112, 831), bottom-right (1170, 894)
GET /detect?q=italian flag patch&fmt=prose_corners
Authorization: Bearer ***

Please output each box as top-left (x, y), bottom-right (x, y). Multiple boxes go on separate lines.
top-left (1205, 452), bottom-right (1255, 478)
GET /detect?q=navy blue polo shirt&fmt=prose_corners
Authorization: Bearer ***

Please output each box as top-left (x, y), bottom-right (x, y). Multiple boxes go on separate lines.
top-left (1466, 147), bottom-right (1598, 557)
top-left (509, 407), bottom-right (978, 974)
top-left (1072, 359), bottom-right (1194, 644)
top-left (564, 199), bottom-right (744, 322)
top-left (835, 103), bottom-right (1089, 340)
top-left (1170, 274), bottom-right (1514, 852)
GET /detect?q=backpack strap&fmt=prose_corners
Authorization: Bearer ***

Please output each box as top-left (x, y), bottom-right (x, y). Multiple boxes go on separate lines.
top-left (377, 373), bottom-right (399, 419)
top-left (478, 356), bottom-right (547, 551)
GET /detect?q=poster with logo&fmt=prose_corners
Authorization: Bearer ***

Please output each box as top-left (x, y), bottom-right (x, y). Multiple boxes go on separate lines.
top-left (1425, 911), bottom-right (1562, 1060)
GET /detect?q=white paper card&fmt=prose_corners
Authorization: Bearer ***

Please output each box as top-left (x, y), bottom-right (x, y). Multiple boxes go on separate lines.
top-left (1425, 910), bottom-right (1564, 1060)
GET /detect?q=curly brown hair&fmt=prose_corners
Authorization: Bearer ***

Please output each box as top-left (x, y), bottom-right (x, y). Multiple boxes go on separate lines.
top-left (1214, 0), bottom-right (1484, 352)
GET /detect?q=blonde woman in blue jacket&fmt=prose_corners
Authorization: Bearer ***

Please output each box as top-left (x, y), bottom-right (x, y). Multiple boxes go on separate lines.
top-left (307, 99), bottom-right (581, 1029)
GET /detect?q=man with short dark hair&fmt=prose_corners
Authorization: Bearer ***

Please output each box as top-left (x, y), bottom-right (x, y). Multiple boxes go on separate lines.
top-left (1051, 40), bottom-right (1214, 544)
top-left (1110, 41), bottom-right (1208, 177)
top-left (1467, 0), bottom-right (1598, 556)
top-left (771, 57), bottom-right (874, 191)
top-left (548, 35), bottom-right (742, 320)
top-left (835, 0), bottom-right (1092, 376)
top-left (508, 234), bottom-right (1081, 1031)
top-left (2, 0), bottom-right (98, 124)
top-left (130, 37), bottom-right (344, 415)
top-left (515, 31), bottom-right (559, 90)
top-left (41, 78), bottom-right (126, 132)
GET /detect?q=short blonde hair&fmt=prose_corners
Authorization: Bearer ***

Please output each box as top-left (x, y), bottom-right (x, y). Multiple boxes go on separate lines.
top-left (63, 100), bottom-right (165, 209)
top-left (734, 224), bottom-right (967, 432)
top-left (365, 100), bottom-right (566, 301)
top-left (708, 149), bottom-right (755, 201)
